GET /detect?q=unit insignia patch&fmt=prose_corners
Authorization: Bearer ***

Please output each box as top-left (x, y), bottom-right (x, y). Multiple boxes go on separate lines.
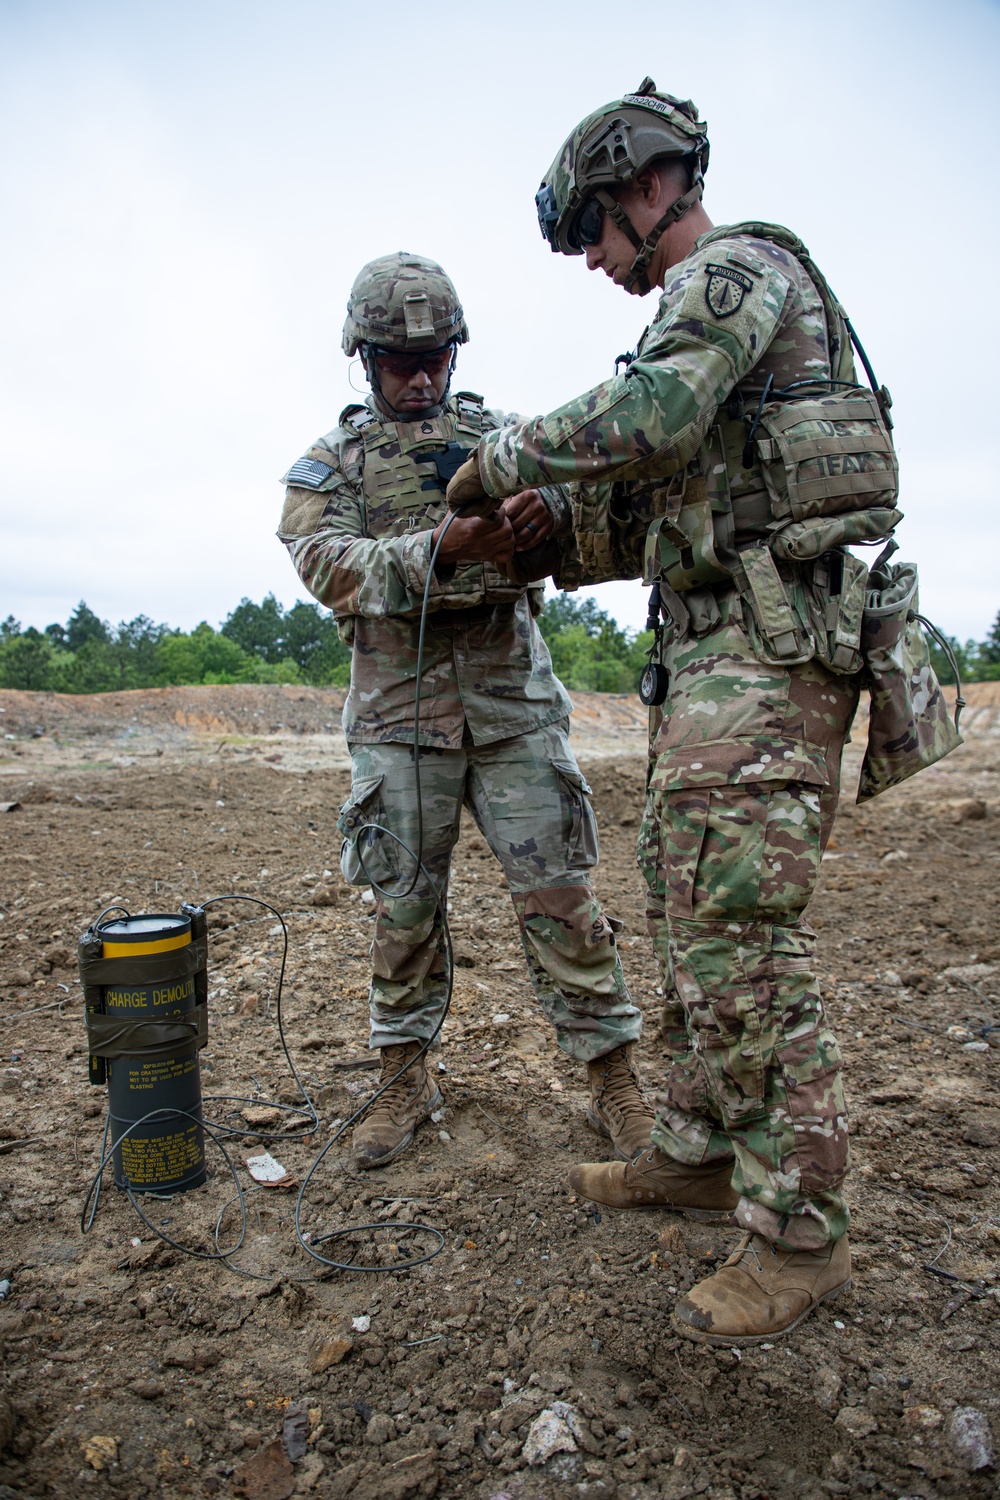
top-left (704, 263), bottom-right (753, 319)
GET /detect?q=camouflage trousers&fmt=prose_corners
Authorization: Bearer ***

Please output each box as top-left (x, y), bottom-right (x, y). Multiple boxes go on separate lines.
top-left (338, 720), bottom-right (639, 1061)
top-left (637, 596), bottom-right (860, 1251)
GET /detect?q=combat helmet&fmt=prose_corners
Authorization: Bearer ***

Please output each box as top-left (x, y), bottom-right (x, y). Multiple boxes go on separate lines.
top-left (535, 78), bottom-right (709, 295)
top-left (342, 252), bottom-right (469, 356)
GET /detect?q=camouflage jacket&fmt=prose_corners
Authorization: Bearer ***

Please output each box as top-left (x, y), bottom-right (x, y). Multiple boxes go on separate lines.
top-left (278, 393), bottom-right (573, 748)
top-left (472, 224), bottom-right (890, 787)
top-left (477, 222), bottom-right (861, 588)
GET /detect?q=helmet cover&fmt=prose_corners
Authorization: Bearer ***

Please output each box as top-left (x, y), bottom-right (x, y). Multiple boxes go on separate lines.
top-left (342, 252), bottom-right (470, 356)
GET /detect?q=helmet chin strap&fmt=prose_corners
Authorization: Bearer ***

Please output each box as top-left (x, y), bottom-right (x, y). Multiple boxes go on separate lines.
top-left (361, 346), bottom-right (457, 422)
top-left (594, 179), bottom-right (704, 296)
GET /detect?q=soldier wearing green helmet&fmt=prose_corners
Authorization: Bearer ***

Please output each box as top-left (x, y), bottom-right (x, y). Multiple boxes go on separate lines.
top-left (277, 251), bottom-right (657, 1173)
top-left (446, 80), bottom-right (914, 1345)
top-left (340, 252), bottom-right (470, 417)
top-left (534, 84), bottom-right (709, 297)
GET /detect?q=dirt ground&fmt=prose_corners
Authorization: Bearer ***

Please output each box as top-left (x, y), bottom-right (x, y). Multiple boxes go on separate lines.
top-left (1, 682), bottom-right (999, 1500)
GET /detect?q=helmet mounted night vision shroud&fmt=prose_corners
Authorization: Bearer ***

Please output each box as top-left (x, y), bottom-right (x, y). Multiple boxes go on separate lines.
top-left (535, 78), bottom-right (709, 295)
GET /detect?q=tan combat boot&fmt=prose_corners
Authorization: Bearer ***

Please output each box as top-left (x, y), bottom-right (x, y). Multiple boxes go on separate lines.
top-left (585, 1044), bottom-right (657, 1161)
top-left (352, 1041), bottom-right (443, 1170)
top-left (569, 1145), bottom-right (738, 1222)
top-left (672, 1232), bottom-right (852, 1346)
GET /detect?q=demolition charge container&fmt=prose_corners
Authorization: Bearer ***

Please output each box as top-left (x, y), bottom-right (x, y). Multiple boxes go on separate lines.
top-left (78, 906), bottom-right (209, 1193)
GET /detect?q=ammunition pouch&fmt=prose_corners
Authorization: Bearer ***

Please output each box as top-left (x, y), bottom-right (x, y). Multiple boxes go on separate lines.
top-left (736, 546), bottom-right (815, 666)
top-left (566, 478), bottom-right (653, 585)
top-left (571, 481), bottom-right (619, 581)
top-left (857, 561), bottom-right (962, 802)
top-left (806, 550), bottom-right (869, 674)
top-left (728, 545), bottom-right (867, 674)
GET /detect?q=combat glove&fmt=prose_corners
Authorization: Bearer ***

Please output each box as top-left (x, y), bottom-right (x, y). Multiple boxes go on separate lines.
top-left (446, 454), bottom-right (494, 517)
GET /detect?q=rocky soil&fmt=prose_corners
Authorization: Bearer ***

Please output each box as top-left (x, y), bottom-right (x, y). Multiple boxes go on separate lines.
top-left (1, 683), bottom-right (999, 1500)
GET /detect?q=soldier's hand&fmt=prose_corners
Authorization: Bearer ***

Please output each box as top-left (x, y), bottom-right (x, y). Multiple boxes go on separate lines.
top-left (431, 512), bottom-right (516, 568)
top-left (446, 454), bottom-right (494, 517)
top-left (502, 489), bottom-right (553, 551)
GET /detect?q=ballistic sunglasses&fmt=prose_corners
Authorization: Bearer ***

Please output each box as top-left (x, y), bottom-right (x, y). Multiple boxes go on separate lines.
top-left (370, 344), bottom-right (456, 378)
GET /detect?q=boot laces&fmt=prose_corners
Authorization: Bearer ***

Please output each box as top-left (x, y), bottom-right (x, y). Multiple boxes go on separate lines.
top-left (371, 1047), bottom-right (422, 1115)
top-left (733, 1234), bottom-right (769, 1274)
top-left (596, 1047), bottom-right (646, 1118)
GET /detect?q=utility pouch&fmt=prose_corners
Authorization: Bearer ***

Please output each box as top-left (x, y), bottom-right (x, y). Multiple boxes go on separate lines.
top-left (737, 544), bottom-right (814, 665)
top-left (753, 390), bottom-right (898, 524)
top-left (643, 491), bottom-right (732, 593)
top-left (858, 560), bottom-right (962, 802)
top-left (805, 550), bottom-right (868, 675)
top-left (771, 507), bottom-right (903, 562)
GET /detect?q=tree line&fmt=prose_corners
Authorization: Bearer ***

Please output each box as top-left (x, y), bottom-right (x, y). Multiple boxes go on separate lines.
top-left (0, 594), bottom-right (996, 697)
top-left (0, 594), bottom-right (656, 695)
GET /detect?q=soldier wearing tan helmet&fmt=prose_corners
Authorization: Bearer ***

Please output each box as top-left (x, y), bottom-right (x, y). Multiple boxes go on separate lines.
top-left (278, 252), bottom-right (655, 1171)
top-left (446, 81), bottom-right (912, 1344)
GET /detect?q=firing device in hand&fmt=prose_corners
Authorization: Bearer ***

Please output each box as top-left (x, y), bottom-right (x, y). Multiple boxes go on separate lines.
top-left (445, 453), bottom-right (495, 517)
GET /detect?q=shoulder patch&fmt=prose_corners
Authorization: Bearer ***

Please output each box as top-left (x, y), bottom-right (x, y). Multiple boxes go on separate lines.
top-left (285, 457), bottom-right (334, 489)
top-left (704, 263), bottom-right (753, 319)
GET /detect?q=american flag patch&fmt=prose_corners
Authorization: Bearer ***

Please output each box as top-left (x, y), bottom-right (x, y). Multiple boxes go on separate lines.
top-left (285, 457), bottom-right (333, 488)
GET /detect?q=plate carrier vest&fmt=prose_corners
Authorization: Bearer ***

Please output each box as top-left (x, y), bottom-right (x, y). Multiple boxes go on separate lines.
top-left (342, 392), bottom-right (538, 611)
top-left (571, 223), bottom-right (902, 675)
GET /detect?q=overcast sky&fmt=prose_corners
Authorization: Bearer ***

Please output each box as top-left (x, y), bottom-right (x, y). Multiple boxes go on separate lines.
top-left (2, 0), bottom-right (998, 642)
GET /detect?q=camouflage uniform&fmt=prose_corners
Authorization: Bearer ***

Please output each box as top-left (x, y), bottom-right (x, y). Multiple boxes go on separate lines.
top-left (463, 222), bottom-right (886, 1250)
top-left (278, 391), bottom-right (639, 1061)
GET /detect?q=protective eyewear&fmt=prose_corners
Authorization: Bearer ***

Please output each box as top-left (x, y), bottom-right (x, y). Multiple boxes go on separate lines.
top-left (568, 197), bottom-right (605, 250)
top-left (370, 345), bottom-right (455, 378)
